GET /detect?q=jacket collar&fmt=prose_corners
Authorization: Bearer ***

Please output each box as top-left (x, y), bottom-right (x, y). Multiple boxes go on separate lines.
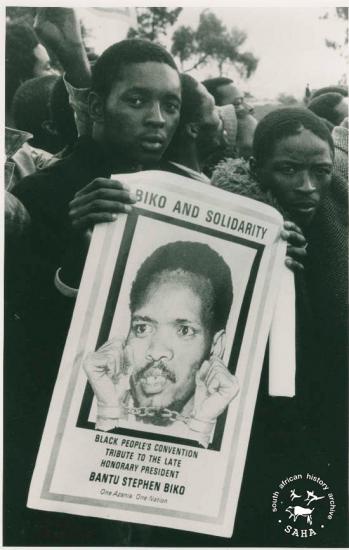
top-left (5, 127), bottom-right (33, 159)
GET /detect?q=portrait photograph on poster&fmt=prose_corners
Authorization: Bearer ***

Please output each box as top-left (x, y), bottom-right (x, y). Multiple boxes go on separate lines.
top-left (79, 213), bottom-right (256, 449)
top-left (3, 3), bottom-right (348, 548)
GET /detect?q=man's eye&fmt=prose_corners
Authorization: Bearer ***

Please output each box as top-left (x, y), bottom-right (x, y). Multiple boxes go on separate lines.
top-left (314, 166), bottom-right (332, 176)
top-left (164, 102), bottom-right (180, 114)
top-left (177, 325), bottom-right (195, 338)
top-left (279, 166), bottom-right (296, 175)
top-left (132, 323), bottom-right (152, 337)
top-left (128, 97), bottom-right (144, 107)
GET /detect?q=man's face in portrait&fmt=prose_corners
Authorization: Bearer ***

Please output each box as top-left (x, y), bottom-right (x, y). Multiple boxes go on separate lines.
top-left (126, 269), bottom-right (215, 411)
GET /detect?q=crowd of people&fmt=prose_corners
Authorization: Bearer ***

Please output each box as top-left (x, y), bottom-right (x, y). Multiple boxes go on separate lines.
top-left (4, 7), bottom-right (348, 547)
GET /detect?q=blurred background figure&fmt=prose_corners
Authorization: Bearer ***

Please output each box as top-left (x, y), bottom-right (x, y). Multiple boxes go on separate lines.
top-left (12, 75), bottom-right (59, 153)
top-left (202, 77), bottom-right (253, 115)
top-left (308, 92), bottom-right (348, 128)
top-left (310, 84), bottom-right (348, 100)
top-left (12, 75), bottom-right (78, 155)
top-left (6, 21), bottom-right (56, 125)
top-left (202, 77), bottom-right (258, 159)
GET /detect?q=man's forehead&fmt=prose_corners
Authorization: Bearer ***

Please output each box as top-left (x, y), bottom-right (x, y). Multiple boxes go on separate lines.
top-left (114, 61), bottom-right (181, 95)
top-left (271, 129), bottom-right (333, 160)
top-left (134, 270), bottom-right (213, 315)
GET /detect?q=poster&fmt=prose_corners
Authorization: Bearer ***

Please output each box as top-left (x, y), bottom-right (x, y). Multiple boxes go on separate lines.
top-left (27, 171), bottom-right (286, 538)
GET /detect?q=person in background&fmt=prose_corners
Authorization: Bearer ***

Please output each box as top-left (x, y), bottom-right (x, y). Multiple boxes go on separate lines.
top-left (202, 76), bottom-right (253, 115)
top-left (308, 92), bottom-right (348, 128)
top-left (6, 20), bottom-right (56, 124)
top-left (12, 75), bottom-right (60, 153)
top-left (202, 76), bottom-right (257, 159)
top-left (310, 84), bottom-right (348, 100)
top-left (162, 73), bottom-right (231, 182)
top-left (5, 22), bottom-right (57, 189)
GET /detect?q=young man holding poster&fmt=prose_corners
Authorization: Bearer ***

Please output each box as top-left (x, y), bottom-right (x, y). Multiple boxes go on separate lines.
top-left (83, 241), bottom-right (239, 447)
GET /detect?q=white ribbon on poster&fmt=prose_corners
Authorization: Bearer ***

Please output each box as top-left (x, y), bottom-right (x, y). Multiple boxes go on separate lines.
top-left (269, 267), bottom-right (296, 397)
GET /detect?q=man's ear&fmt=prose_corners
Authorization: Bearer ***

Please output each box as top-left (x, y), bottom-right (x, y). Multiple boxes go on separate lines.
top-left (186, 122), bottom-right (199, 140)
top-left (88, 91), bottom-right (105, 123)
top-left (210, 330), bottom-right (226, 360)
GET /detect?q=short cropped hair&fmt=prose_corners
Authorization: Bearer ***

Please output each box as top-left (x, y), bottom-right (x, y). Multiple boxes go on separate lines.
top-left (91, 39), bottom-right (178, 99)
top-left (6, 21), bottom-right (39, 108)
top-left (308, 92), bottom-right (346, 126)
top-left (310, 85), bottom-right (348, 100)
top-left (12, 75), bottom-right (58, 149)
top-left (130, 241), bottom-right (233, 335)
top-left (253, 107), bottom-right (334, 167)
top-left (202, 77), bottom-right (233, 104)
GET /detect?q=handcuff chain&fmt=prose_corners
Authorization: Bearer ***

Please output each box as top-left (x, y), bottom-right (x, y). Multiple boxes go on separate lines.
top-left (123, 405), bottom-right (190, 423)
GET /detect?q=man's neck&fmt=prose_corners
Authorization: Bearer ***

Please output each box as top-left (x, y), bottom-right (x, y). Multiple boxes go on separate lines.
top-left (167, 142), bottom-right (202, 173)
top-left (91, 131), bottom-right (144, 173)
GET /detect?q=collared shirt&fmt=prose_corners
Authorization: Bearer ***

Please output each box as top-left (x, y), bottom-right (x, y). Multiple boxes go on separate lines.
top-left (167, 161), bottom-right (211, 184)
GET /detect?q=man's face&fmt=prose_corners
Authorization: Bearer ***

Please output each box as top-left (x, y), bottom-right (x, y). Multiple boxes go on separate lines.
top-left (257, 128), bottom-right (333, 227)
top-left (216, 83), bottom-right (253, 117)
top-left (196, 83), bottom-right (225, 159)
top-left (127, 271), bottom-right (213, 410)
top-left (100, 61), bottom-right (181, 167)
top-left (32, 44), bottom-right (55, 77)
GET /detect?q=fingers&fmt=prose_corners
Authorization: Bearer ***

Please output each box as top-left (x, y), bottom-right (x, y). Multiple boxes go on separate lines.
top-left (286, 245), bottom-right (307, 258)
top-left (69, 199), bottom-right (132, 226)
top-left (281, 221), bottom-right (307, 247)
top-left (93, 338), bottom-right (133, 380)
top-left (84, 338), bottom-right (124, 377)
top-left (74, 178), bottom-right (131, 197)
top-left (196, 360), bottom-right (211, 385)
top-left (69, 179), bottom-right (138, 231)
top-left (197, 357), bottom-right (239, 398)
top-left (285, 257), bottom-right (305, 272)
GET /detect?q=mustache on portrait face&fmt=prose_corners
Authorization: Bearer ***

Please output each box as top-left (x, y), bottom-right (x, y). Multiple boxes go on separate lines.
top-left (133, 360), bottom-right (177, 384)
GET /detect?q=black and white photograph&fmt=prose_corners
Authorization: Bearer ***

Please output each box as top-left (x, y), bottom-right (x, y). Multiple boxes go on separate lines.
top-left (3, 3), bottom-right (348, 547)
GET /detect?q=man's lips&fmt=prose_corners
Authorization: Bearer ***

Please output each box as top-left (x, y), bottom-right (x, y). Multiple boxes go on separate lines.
top-left (134, 362), bottom-right (176, 394)
top-left (140, 134), bottom-right (166, 152)
top-left (140, 370), bottom-right (168, 394)
top-left (291, 201), bottom-right (318, 214)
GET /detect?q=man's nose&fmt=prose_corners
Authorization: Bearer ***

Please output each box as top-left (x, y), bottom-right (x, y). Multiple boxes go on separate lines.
top-left (297, 171), bottom-right (317, 193)
top-left (146, 332), bottom-right (173, 363)
top-left (145, 102), bottom-right (165, 126)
